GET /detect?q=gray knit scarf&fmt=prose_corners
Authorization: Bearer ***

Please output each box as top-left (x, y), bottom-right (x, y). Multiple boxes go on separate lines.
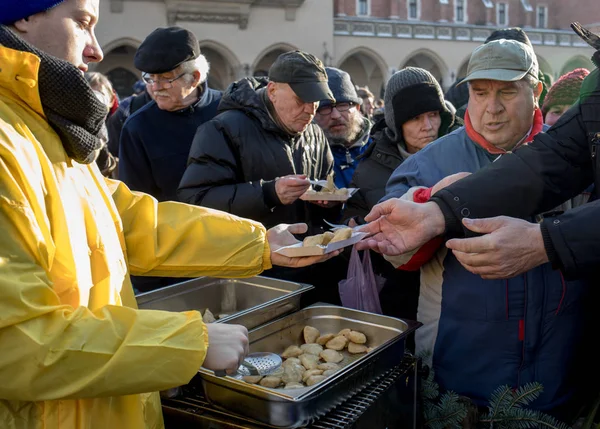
top-left (0, 25), bottom-right (105, 164)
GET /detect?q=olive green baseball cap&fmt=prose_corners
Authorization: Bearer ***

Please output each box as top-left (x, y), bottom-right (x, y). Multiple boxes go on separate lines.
top-left (461, 39), bottom-right (539, 84)
top-left (269, 50), bottom-right (335, 103)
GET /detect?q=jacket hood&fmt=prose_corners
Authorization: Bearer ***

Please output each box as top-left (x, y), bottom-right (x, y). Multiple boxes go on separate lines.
top-left (218, 77), bottom-right (281, 133)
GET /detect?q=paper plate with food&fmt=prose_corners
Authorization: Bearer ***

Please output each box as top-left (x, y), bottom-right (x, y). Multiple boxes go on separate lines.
top-left (274, 226), bottom-right (370, 257)
top-left (300, 176), bottom-right (358, 202)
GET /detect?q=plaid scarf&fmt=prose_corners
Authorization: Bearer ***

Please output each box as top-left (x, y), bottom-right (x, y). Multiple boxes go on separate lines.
top-left (0, 25), bottom-right (105, 164)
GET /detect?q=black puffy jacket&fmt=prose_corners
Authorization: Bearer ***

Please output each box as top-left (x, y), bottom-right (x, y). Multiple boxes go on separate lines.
top-left (178, 77), bottom-right (336, 231)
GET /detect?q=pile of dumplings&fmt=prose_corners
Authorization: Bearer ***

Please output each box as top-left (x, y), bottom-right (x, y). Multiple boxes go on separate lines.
top-left (243, 325), bottom-right (372, 389)
top-left (302, 227), bottom-right (353, 247)
top-left (317, 175), bottom-right (349, 195)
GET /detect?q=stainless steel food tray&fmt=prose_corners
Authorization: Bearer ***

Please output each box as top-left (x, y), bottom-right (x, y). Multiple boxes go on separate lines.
top-left (196, 304), bottom-right (421, 428)
top-left (136, 276), bottom-right (313, 330)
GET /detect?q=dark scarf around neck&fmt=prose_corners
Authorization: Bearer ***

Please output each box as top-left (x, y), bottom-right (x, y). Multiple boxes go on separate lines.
top-left (0, 25), bottom-right (105, 164)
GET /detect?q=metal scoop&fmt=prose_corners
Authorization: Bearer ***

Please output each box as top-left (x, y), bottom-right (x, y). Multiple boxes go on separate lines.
top-left (213, 352), bottom-right (282, 377)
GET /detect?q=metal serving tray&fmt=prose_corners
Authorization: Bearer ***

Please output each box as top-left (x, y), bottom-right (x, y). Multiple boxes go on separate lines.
top-left (196, 304), bottom-right (421, 428)
top-left (136, 276), bottom-right (313, 330)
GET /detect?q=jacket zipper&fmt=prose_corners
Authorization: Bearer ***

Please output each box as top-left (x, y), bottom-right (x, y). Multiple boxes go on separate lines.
top-left (591, 133), bottom-right (600, 199)
top-left (345, 149), bottom-right (353, 165)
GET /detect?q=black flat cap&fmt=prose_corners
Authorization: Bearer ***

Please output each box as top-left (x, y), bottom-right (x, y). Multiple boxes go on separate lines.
top-left (269, 50), bottom-right (334, 103)
top-left (134, 27), bottom-right (200, 74)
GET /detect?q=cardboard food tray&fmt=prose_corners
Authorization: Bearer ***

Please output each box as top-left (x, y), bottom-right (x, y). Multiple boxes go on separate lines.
top-left (299, 187), bottom-right (359, 202)
top-left (275, 231), bottom-right (370, 257)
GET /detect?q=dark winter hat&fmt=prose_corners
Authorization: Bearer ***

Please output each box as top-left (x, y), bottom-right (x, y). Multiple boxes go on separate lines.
top-left (269, 50), bottom-right (334, 103)
top-left (0, 0), bottom-right (65, 24)
top-left (134, 27), bottom-right (200, 74)
top-left (485, 27), bottom-right (533, 48)
top-left (542, 68), bottom-right (590, 115)
top-left (319, 67), bottom-right (362, 107)
top-left (461, 39), bottom-right (538, 84)
top-left (384, 67), bottom-right (449, 140)
top-left (444, 77), bottom-right (469, 111)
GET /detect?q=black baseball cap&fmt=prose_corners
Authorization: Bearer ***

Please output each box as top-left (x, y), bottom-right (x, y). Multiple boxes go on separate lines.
top-left (268, 50), bottom-right (335, 103)
top-left (134, 27), bottom-right (200, 74)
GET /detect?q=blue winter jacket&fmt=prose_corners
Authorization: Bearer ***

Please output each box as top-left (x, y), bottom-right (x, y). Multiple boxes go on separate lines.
top-left (384, 125), bottom-right (589, 413)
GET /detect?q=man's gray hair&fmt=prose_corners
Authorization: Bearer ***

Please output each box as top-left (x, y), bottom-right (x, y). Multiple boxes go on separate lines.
top-left (181, 54), bottom-right (210, 84)
top-left (523, 73), bottom-right (540, 89)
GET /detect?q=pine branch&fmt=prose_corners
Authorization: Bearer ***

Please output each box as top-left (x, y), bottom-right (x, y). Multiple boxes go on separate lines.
top-left (488, 385), bottom-right (517, 419)
top-left (480, 406), bottom-right (572, 429)
top-left (424, 391), bottom-right (469, 429)
top-left (420, 361), bottom-right (440, 400)
top-left (508, 383), bottom-right (543, 409)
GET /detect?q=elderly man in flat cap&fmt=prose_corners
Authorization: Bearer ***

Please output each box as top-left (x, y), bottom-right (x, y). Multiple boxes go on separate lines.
top-left (367, 39), bottom-right (589, 419)
top-left (119, 26), bottom-right (221, 203)
top-left (178, 50), bottom-right (346, 303)
top-left (118, 26), bottom-right (222, 292)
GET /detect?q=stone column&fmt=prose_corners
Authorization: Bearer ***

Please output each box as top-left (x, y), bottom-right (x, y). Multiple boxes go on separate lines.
top-left (487, 7), bottom-right (494, 25)
top-left (390, 0), bottom-right (400, 19)
top-left (440, 2), bottom-right (451, 22)
top-left (524, 10), bottom-right (533, 27)
top-left (335, 0), bottom-right (346, 17)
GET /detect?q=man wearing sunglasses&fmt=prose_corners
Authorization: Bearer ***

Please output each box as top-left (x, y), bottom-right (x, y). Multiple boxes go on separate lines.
top-left (118, 26), bottom-right (222, 292)
top-left (314, 67), bottom-right (372, 189)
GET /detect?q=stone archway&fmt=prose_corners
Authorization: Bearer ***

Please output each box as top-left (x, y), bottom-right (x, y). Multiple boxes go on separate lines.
top-left (456, 56), bottom-right (470, 81)
top-left (560, 55), bottom-right (594, 77)
top-left (337, 47), bottom-right (387, 100)
top-left (401, 49), bottom-right (449, 89)
top-left (536, 55), bottom-right (553, 80)
top-left (199, 40), bottom-right (241, 91)
top-left (106, 67), bottom-right (139, 100)
top-left (96, 38), bottom-right (141, 99)
top-left (252, 43), bottom-right (298, 77)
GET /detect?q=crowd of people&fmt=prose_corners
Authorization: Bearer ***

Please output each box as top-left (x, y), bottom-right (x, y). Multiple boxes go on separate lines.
top-left (1, 0), bottom-right (599, 428)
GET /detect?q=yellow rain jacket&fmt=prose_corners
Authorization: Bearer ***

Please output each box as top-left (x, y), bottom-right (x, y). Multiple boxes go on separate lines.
top-left (0, 45), bottom-right (272, 429)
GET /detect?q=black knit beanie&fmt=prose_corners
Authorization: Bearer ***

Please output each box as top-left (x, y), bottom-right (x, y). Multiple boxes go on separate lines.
top-left (384, 67), bottom-right (449, 140)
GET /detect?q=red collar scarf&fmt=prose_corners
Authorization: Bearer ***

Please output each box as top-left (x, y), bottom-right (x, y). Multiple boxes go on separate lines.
top-left (464, 108), bottom-right (544, 155)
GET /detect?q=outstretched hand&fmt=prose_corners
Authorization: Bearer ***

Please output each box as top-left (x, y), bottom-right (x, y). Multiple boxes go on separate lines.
top-left (355, 199), bottom-right (445, 256)
top-left (446, 216), bottom-right (549, 279)
top-left (268, 223), bottom-right (340, 268)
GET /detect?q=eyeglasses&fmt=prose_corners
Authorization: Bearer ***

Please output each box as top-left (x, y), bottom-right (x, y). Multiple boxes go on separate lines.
top-left (141, 72), bottom-right (188, 88)
top-left (316, 102), bottom-right (356, 116)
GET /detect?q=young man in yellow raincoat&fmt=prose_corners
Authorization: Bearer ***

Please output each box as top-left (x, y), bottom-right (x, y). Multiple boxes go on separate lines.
top-left (0, 1), bottom-right (336, 428)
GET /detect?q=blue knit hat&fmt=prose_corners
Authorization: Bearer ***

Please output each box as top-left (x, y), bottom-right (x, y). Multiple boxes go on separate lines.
top-left (1, 0), bottom-right (66, 25)
top-left (320, 67), bottom-right (362, 107)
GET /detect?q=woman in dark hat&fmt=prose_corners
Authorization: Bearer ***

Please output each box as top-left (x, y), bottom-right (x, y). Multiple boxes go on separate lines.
top-left (343, 67), bottom-right (460, 327)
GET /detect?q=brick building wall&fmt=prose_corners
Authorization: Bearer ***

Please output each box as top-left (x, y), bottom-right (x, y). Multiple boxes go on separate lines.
top-left (550, 0), bottom-right (598, 29)
top-left (335, 0), bottom-right (600, 30)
